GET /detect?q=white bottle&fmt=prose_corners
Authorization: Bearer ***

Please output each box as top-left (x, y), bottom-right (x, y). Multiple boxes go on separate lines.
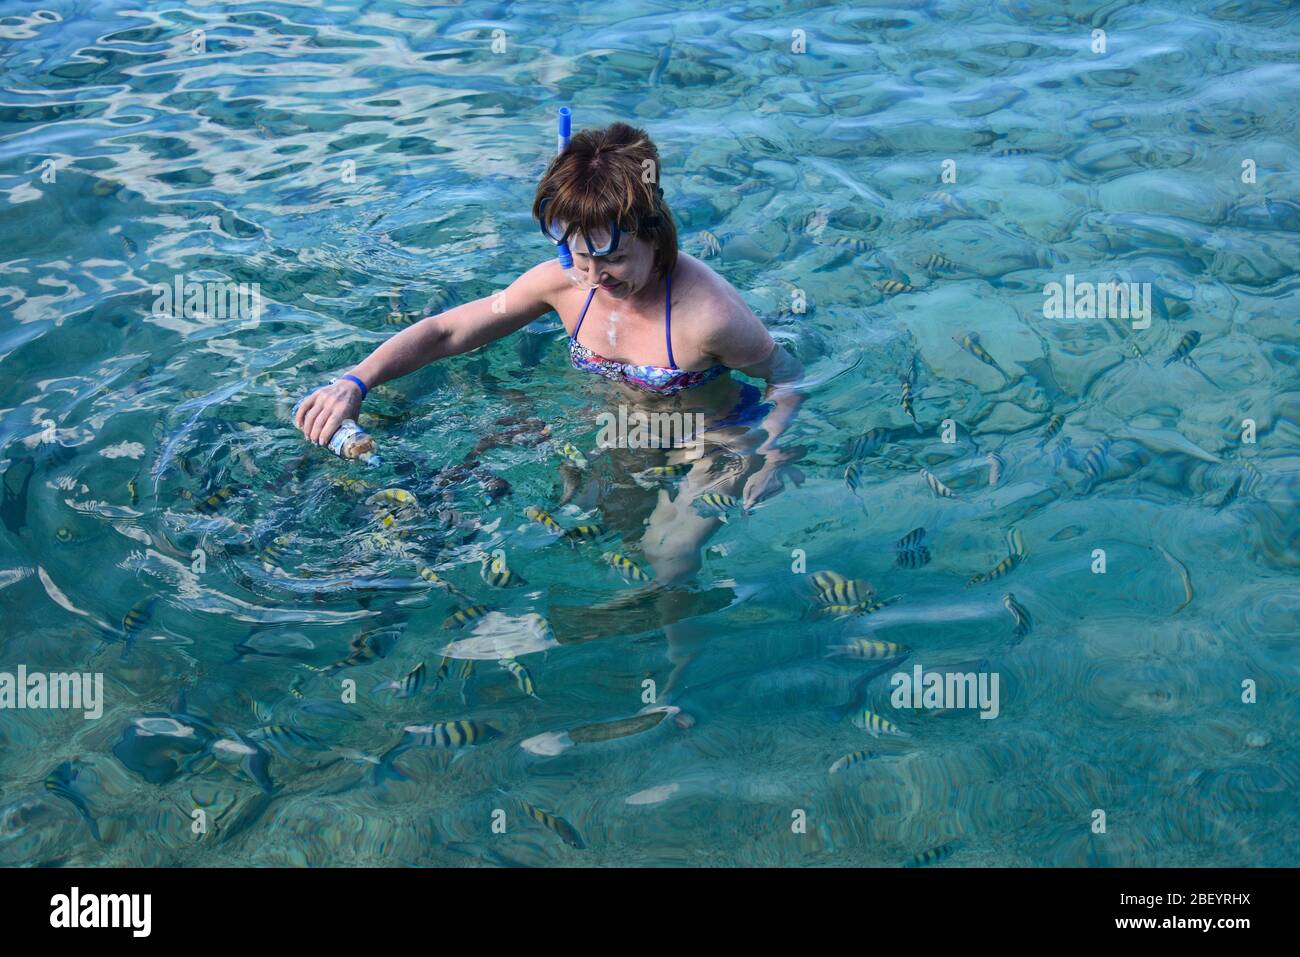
top-left (292, 400), bottom-right (381, 466)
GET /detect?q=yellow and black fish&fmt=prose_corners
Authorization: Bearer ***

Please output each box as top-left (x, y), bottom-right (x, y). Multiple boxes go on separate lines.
top-left (524, 506), bottom-right (564, 535)
top-left (1002, 593), bottom-right (1031, 637)
top-left (375, 720), bottom-right (502, 783)
top-left (561, 523), bottom-right (604, 546)
top-left (818, 235), bottom-right (870, 254)
top-left (919, 468), bottom-right (955, 499)
top-left (376, 661), bottom-right (426, 698)
top-left (367, 488), bottom-right (418, 510)
top-left (845, 427), bottom-right (890, 460)
top-left (513, 795), bottom-right (586, 849)
top-left (968, 552), bottom-right (1022, 586)
top-left (443, 604), bottom-right (490, 629)
top-left (481, 553), bottom-right (526, 588)
top-left (500, 658), bottom-right (538, 698)
top-left (900, 380), bottom-right (921, 432)
top-left (602, 551), bottom-right (650, 582)
top-left (635, 463), bottom-right (691, 485)
top-left (874, 278), bottom-right (913, 295)
top-left (810, 570), bottom-right (874, 606)
top-left (193, 485), bottom-right (238, 515)
top-left (121, 595), bottom-right (159, 655)
top-left (845, 462), bottom-right (862, 494)
top-left (1163, 330), bottom-right (1200, 367)
top-left (416, 564), bottom-right (466, 599)
top-left (829, 750), bottom-right (872, 774)
top-left (853, 708), bottom-right (906, 737)
top-left (814, 596), bottom-right (900, 620)
top-left (922, 252), bottom-right (957, 272)
top-left (826, 639), bottom-right (910, 661)
top-left (954, 332), bottom-right (1011, 383)
top-left (1038, 413), bottom-right (1064, 449)
top-left (904, 841), bottom-right (960, 867)
top-left (695, 492), bottom-right (739, 522)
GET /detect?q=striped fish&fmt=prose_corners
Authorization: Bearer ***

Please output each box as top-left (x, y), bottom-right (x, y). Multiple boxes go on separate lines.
top-left (1002, 593), bottom-right (1031, 637)
top-left (968, 552), bottom-right (1022, 586)
top-left (874, 278), bottom-right (913, 295)
top-left (829, 750), bottom-right (872, 774)
top-left (810, 570), bottom-right (874, 605)
top-left (375, 720), bottom-right (502, 783)
top-left (818, 235), bottom-right (870, 253)
top-left (602, 551), bottom-right (650, 582)
top-left (919, 468), bottom-right (955, 499)
top-left (904, 841), bottom-right (960, 867)
top-left (695, 492), bottom-right (739, 522)
top-left (330, 476), bottom-right (372, 495)
top-left (997, 146), bottom-right (1032, 156)
top-left (416, 564), bottom-right (465, 599)
top-left (500, 658), bottom-right (538, 698)
top-left (987, 451), bottom-right (1005, 485)
top-left (1163, 330), bottom-right (1201, 367)
top-left (312, 627), bottom-right (396, 676)
top-left (428, 656), bottom-right (452, 693)
top-left (367, 488), bottom-right (418, 510)
top-left (814, 596), bottom-right (901, 619)
top-left (697, 230), bottom-right (722, 258)
top-left (845, 427), bottom-right (890, 460)
top-left (524, 506), bottom-right (564, 534)
top-left (122, 595), bottom-right (158, 646)
top-left (443, 604), bottom-right (490, 629)
top-left (853, 708), bottom-right (906, 737)
top-left (900, 380), bottom-right (921, 432)
top-left (845, 461), bottom-right (862, 494)
top-left (259, 536), bottom-right (291, 574)
top-left (561, 523), bottom-right (604, 545)
top-left (246, 725), bottom-right (326, 753)
top-left (1038, 414), bottom-right (1064, 448)
top-left (514, 795), bottom-right (586, 849)
top-left (826, 639), bottom-right (910, 661)
top-left (954, 332), bottom-right (1011, 382)
top-left (635, 463), bottom-right (691, 484)
top-left (895, 527), bottom-right (926, 550)
top-left (895, 545), bottom-right (931, 569)
top-left (559, 443), bottom-right (589, 469)
top-left (1081, 439), bottom-right (1112, 486)
top-left (376, 661), bottom-right (426, 698)
top-left (481, 553), bottom-right (526, 588)
top-left (922, 252), bottom-right (958, 272)
top-left (397, 719), bottom-right (498, 749)
top-left (194, 485), bottom-right (238, 515)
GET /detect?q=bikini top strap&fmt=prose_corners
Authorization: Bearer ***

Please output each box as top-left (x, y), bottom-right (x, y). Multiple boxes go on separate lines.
top-left (572, 285), bottom-right (598, 340)
top-left (664, 269), bottom-right (677, 370)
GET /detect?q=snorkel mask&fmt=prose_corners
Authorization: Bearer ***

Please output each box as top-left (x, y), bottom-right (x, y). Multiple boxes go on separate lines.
top-left (537, 187), bottom-right (665, 258)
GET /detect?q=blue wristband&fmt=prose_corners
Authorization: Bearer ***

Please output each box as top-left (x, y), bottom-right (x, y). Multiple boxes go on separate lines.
top-left (338, 374), bottom-right (368, 400)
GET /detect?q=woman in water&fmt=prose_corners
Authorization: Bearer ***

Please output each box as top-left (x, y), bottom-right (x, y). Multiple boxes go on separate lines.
top-left (295, 122), bottom-right (805, 699)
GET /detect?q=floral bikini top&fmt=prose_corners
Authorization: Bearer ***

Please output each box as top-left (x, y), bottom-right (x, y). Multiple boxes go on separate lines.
top-left (569, 269), bottom-right (726, 396)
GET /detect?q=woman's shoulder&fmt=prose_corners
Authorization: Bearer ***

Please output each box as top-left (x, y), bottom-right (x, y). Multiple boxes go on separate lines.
top-left (676, 254), bottom-right (755, 321)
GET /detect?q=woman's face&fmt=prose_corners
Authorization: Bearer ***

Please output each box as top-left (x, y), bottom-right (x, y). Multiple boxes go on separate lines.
top-left (570, 229), bottom-right (654, 299)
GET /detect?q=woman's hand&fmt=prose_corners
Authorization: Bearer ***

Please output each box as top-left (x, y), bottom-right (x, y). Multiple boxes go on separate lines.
top-left (742, 446), bottom-right (806, 510)
top-left (295, 379), bottom-right (362, 446)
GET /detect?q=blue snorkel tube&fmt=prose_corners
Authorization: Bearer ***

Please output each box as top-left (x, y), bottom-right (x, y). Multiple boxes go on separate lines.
top-left (555, 107), bottom-right (573, 269)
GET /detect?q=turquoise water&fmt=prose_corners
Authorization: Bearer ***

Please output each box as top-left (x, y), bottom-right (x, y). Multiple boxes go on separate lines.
top-left (1, 0), bottom-right (1297, 867)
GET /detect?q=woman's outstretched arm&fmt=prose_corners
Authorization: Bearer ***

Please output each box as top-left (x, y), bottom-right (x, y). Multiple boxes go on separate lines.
top-left (296, 261), bottom-right (563, 444)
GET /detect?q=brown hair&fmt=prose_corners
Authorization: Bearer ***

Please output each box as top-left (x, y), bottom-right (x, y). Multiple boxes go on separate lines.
top-left (532, 122), bottom-right (678, 277)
